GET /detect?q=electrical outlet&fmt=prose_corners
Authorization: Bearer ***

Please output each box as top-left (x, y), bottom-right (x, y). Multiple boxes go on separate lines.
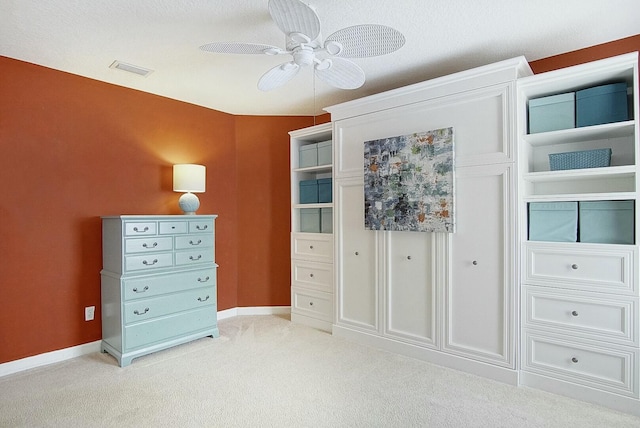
top-left (85, 306), bottom-right (95, 321)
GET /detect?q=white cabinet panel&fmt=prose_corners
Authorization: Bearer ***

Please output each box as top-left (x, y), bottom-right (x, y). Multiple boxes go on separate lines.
top-left (336, 179), bottom-right (379, 331)
top-left (384, 231), bottom-right (438, 347)
top-left (444, 163), bottom-right (514, 367)
top-left (334, 85), bottom-right (512, 179)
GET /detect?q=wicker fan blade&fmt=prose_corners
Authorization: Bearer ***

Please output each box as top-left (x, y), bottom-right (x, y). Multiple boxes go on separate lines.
top-left (325, 24), bottom-right (405, 58)
top-left (268, 0), bottom-right (321, 41)
top-left (314, 57), bottom-right (365, 90)
top-left (200, 42), bottom-right (282, 55)
top-left (258, 62), bottom-right (301, 91)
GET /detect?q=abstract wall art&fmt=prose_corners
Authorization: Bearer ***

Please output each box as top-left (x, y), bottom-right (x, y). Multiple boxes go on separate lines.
top-left (363, 127), bottom-right (455, 232)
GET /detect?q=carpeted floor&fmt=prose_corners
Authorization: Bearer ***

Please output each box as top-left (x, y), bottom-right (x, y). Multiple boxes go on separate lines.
top-left (1, 315), bottom-right (639, 427)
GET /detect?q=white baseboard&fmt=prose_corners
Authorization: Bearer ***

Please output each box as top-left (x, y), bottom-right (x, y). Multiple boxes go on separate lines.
top-left (0, 306), bottom-right (291, 378)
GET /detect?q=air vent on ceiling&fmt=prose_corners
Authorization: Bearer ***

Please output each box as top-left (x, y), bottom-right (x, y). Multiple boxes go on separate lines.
top-left (109, 60), bottom-right (153, 77)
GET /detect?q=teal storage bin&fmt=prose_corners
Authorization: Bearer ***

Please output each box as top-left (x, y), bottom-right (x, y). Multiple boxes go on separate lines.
top-left (317, 140), bottom-right (332, 166)
top-left (300, 208), bottom-right (321, 233)
top-left (299, 179), bottom-right (318, 204)
top-left (528, 92), bottom-right (575, 134)
top-left (299, 143), bottom-right (318, 168)
top-left (579, 200), bottom-right (634, 244)
top-left (549, 148), bottom-right (611, 171)
top-left (529, 202), bottom-right (578, 242)
top-left (576, 83), bottom-right (628, 127)
top-left (321, 208), bottom-right (333, 233)
top-left (317, 178), bottom-right (332, 203)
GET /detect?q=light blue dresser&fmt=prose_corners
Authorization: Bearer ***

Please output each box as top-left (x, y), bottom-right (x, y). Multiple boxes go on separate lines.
top-left (100, 215), bottom-right (219, 367)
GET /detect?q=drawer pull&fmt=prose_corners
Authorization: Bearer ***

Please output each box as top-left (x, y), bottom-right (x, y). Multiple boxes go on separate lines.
top-left (133, 307), bottom-right (149, 315)
top-left (142, 259), bottom-right (158, 266)
top-left (197, 276), bottom-right (210, 283)
top-left (142, 242), bottom-right (158, 248)
top-left (355, 251), bottom-right (359, 256)
top-left (571, 357), bottom-right (579, 363)
top-left (571, 311), bottom-right (579, 317)
top-left (407, 256), bottom-right (412, 260)
top-left (132, 286), bottom-right (149, 293)
top-left (571, 264), bottom-right (579, 270)
top-left (189, 239), bottom-right (202, 246)
top-left (472, 260), bottom-right (478, 266)
top-left (309, 301), bottom-right (314, 306)
top-left (133, 226), bottom-right (149, 233)
top-left (309, 273), bottom-right (314, 278)
top-left (309, 245), bottom-right (314, 250)
top-left (196, 225), bottom-right (208, 230)
top-left (198, 295), bottom-right (210, 302)
top-left (189, 255), bottom-right (202, 261)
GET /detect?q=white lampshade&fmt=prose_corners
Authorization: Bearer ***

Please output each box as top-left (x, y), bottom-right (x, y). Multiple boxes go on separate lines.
top-left (173, 164), bottom-right (206, 215)
top-left (173, 164), bottom-right (206, 193)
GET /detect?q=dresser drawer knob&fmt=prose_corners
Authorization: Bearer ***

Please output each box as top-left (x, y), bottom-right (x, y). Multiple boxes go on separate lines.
top-left (189, 239), bottom-right (202, 246)
top-left (132, 286), bottom-right (149, 293)
top-left (571, 264), bottom-right (578, 270)
top-left (198, 295), bottom-right (210, 302)
top-left (355, 251), bottom-right (359, 256)
top-left (571, 357), bottom-right (579, 363)
top-left (133, 307), bottom-right (149, 315)
top-left (472, 260), bottom-right (478, 266)
top-left (407, 256), bottom-right (412, 260)
top-left (309, 245), bottom-right (314, 250)
top-left (309, 301), bottom-right (314, 306)
top-left (571, 311), bottom-right (579, 317)
top-left (142, 259), bottom-right (158, 266)
top-left (189, 255), bottom-right (202, 261)
top-left (197, 276), bottom-right (210, 283)
top-left (142, 242), bottom-right (158, 248)
top-left (133, 226), bottom-right (149, 233)
top-left (309, 273), bottom-right (314, 278)
top-left (196, 225), bottom-right (208, 230)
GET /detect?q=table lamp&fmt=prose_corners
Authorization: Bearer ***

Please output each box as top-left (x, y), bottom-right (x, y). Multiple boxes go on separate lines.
top-left (173, 164), bottom-right (206, 215)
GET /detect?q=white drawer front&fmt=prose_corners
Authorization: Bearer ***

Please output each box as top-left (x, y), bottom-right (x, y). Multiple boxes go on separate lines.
top-left (291, 287), bottom-right (332, 322)
top-left (175, 235), bottom-right (214, 250)
top-left (125, 222), bottom-right (157, 236)
top-left (292, 233), bottom-right (333, 262)
top-left (523, 286), bottom-right (638, 345)
top-left (125, 252), bottom-right (173, 271)
top-left (523, 330), bottom-right (638, 397)
top-left (175, 249), bottom-right (214, 266)
top-left (159, 221), bottom-right (188, 234)
top-left (125, 237), bottom-right (173, 254)
top-left (524, 243), bottom-right (636, 294)
top-left (292, 260), bottom-right (333, 292)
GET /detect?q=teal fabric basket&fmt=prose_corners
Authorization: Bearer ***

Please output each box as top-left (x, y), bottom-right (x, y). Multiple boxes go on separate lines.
top-left (300, 208), bottom-right (321, 233)
top-left (317, 178), bottom-right (332, 203)
top-left (299, 179), bottom-right (318, 204)
top-left (579, 200), bottom-right (634, 244)
top-left (528, 92), bottom-right (575, 134)
top-left (299, 143), bottom-right (318, 168)
top-left (529, 202), bottom-right (578, 242)
top-left (549, 148), bottom-right (611, 171)
top-left (576, 82), bottom-right (628, 127)
top-left (321, 207), bottom-right (333, 233)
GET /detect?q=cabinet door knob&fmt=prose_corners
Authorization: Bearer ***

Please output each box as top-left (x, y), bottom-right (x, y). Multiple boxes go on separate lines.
top-left (309, 301), bottom-right (314, 306)
top-left (571, 357), bottom-right (579, 363)
top-left (407, 256), bottom-right (412, 260)
top-left (571, 310), bottom-right (579, 317)
top-left (355, 251), bottom-right (359, 256)
top-left (472, 260), bottom-right (478, 266)
top-left (309, 273), bottom-right (314, 278)
top-left (309, 245), bottom-right (314, 250)
top-left (571, 264), bottom-right (578, 270)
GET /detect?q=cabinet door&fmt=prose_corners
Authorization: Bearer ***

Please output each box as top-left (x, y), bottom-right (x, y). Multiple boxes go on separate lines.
top-left (443, 163), bottom-right (515, 367)
top-left (336, 178), bottom-right (380, 331)
top-left (384, 231), bottom-right (438, 347)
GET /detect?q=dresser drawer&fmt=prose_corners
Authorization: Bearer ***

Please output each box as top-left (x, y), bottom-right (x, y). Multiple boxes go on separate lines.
top-left (189, 219), bottom-right (214, 233)
top-left (124, 286), bottom-right (215, 324)
top-left (292, 233), bottom-right (333, 262)
top-left (523, 286), bottom-right (638, 345)
top-left (291, 287), bottom-right (332, 322)
top-left (159, 221), bottom-right (188, 234)
top-left (125, 237), bottom-right (173, 253)
top-left (125, 252), bottom-right (173, 272)
top-left (524, 243), bottom-right (636, 294)
top-left (123, 268), bottom-right (216, 301)
top-left (523, 330), bottom-right (638, 397)
top-left (292, 259), bottom-right (333, 292)
top-left (124, 306), bottom-right (217, 350)
top-left (175, 234), bottom-right (214, 250)
top-left (175, 249), bottom-right (214, 266)
top-left (125, 222), bottom-right (157, 236)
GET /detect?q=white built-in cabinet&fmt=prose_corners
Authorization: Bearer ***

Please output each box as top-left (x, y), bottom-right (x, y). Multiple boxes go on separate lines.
top-left (516, 52), bottom-right (640, 415)
top-left (325, 57), bottom-right (532, 383)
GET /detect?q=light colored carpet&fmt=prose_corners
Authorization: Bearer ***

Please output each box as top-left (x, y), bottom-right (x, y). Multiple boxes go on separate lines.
top-left (1, 315), bottom-right (639, 427)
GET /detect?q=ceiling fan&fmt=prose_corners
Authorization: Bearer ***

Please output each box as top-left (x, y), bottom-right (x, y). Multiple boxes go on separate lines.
top-left (199, 0), bottom-right (406, 91)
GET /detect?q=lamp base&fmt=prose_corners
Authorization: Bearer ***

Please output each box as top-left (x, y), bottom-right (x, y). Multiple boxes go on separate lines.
top-left (178, 192), bottom-right (200, 215)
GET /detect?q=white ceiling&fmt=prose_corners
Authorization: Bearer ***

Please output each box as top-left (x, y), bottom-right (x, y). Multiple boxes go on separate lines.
top-left (1, 1), bottom-right (639, 116)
